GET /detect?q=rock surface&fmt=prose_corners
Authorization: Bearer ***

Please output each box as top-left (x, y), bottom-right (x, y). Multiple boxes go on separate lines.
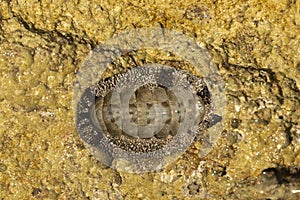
top-left (0, 0), bottom-right (299, 199)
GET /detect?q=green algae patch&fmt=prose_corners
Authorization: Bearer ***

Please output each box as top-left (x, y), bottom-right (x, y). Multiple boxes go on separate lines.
top-left (0, 0), bottom-right (299, 199)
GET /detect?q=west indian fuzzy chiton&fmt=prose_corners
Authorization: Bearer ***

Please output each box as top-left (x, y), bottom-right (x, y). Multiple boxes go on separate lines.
top-left (73, 28), bottom-right (226, 172)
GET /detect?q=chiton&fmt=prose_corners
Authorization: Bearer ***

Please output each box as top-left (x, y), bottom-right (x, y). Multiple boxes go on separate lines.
top-left (77, 64), bottom-right (212, 157)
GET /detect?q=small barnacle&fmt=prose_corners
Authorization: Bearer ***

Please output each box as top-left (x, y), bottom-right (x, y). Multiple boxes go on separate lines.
top-left (184, 5), bottom-right (211, 21)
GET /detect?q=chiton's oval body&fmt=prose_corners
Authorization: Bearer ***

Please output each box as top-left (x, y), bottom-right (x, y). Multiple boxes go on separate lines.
top-left (86, 64), bottom-right (212, 152)
top-left (76, 64), bottom-right (213, 171)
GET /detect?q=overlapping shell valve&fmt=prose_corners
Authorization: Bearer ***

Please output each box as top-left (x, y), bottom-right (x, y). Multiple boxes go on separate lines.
top-left (73, 28), bottom-right (226, 172)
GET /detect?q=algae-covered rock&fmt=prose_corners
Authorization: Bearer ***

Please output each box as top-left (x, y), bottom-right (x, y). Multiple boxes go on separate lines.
top-left (0, 0), bottom-right (299, 199)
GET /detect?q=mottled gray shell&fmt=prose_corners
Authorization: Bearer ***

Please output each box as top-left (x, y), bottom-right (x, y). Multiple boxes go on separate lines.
top-left (76, 64), bottom-right (212, 170)
top-left (93, 65), bottom-right (211, 152)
